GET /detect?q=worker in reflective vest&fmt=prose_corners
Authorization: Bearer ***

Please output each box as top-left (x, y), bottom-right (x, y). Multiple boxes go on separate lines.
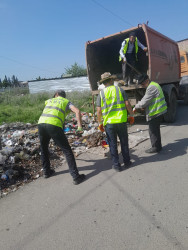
top-left (133, 75), bottom-right (167, 153)
top-left (119, 32), bottom-right (147, 86)
top-left (38, 89), bottom-right (86, 185)
top-left (96, 72), bottom-right (135, 172)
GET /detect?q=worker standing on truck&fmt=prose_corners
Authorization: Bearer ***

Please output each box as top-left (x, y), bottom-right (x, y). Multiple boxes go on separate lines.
top-left (119, 32), bottom-right (147, 85)
top-left (133, 75), bottom-right (167, 153)
top-left (97, 72), bottom-right (135, 172)
top-left (38, 89), bottom-right (86, 185)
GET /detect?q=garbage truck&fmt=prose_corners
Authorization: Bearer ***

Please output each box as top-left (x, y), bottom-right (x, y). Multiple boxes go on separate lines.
top-left (85, 23), bottom-right (187, 122)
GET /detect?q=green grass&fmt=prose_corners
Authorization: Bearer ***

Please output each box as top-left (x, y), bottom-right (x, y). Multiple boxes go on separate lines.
top-left (0, 89), bottom-right (95, 124)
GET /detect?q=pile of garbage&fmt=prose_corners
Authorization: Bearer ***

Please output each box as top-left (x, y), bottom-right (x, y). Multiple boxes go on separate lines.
top-left (0, 113), bottom-right (106, 197)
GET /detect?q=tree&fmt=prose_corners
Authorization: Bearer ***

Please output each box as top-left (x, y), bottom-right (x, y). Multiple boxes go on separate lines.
top-left (0, 75), bottom-right (20, 88)
top-left (12, 75), bottom-right (19, 87)
top-left (7, 77), bottom-right (12, 87)
top-left (2, 75), bottom-right (9, 88)
top-left (64, 62), bottom-right (87, 77)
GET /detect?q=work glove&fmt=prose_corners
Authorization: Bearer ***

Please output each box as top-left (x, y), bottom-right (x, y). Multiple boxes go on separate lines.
top-left (123, 57), bottom-right (126, 63)
top-left (76, 127), bottom-right (83, 134)
top-left (127, 116), bottom-right (135, 125)
top-left (98, 123), bottom-right (105, 132)
top-left (133, 107), bottom-right (137, 113)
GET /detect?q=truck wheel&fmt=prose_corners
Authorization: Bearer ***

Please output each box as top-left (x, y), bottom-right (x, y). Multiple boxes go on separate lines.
top-left (163, 90), bottom-right (177, 123)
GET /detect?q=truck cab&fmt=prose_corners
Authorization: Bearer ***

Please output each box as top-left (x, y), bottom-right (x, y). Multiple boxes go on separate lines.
top-left (180, 50), bottom-right (188, 77)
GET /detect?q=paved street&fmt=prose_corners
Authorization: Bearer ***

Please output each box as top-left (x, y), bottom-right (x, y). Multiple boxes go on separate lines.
top-left (0, 102), bottom-right (188, 250)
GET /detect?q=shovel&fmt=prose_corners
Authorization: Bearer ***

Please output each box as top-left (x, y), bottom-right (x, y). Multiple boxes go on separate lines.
top-left (125, 61), bottom-right (142, 75)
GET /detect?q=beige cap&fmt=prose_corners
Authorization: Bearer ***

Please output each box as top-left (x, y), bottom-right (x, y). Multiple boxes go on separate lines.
top-left (99, 72), bottom-right (117, 84)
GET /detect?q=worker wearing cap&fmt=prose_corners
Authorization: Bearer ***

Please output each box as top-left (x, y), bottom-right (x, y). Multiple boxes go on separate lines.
top-left (133, 75), bottom-right (167, 153)
top-left (38, 89), bottom-right (86, 185)
top-left (119, 32), bottom-right (147, 85)
top-left (96, 72), bottom-right (135, 172)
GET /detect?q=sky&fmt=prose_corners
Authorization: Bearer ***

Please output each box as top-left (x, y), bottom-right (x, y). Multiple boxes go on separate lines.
top-left (0, 0), bottom-right (187, 81)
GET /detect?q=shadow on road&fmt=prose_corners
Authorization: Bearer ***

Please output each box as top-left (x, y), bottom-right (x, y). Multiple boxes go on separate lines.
top-left (131, 137), bottom-right (188, 166)
top-left (54, 102), bottom-right (188, 179)
top-left (53, 136), bottom-right (188, 180)
top-left (54, 154), bottom-right (112, 179)
top-left (76, 137), bottom-right (188, 179)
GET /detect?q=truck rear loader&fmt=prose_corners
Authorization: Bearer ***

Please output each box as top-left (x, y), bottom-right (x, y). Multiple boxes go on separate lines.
top-left (86, 24), bottom-right (187, 122)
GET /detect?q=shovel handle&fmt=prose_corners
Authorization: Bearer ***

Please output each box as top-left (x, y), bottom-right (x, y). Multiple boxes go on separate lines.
top-left (126, 61), bottom-right (142, 75)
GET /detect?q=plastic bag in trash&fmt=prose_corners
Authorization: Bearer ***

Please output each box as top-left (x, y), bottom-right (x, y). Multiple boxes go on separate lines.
top-left (0, 153), bottom-right (6, 164)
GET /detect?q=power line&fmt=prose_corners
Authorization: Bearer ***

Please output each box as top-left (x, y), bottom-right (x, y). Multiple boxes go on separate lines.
top-left (0, 55), bottom-right (61, 75)
top-left (91, 0), bottom-right (134, 27)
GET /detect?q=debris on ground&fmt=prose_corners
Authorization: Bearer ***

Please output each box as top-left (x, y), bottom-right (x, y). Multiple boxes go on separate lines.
top-left (0, 112), bottom-right (148, 197)
top-left (0, 113), bottom-right (106, 197)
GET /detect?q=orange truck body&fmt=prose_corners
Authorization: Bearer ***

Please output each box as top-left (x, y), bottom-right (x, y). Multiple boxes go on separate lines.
top-left (85, 24), bottom-right (185, 122)
top-left (85, 24), bottom-right (180, 92)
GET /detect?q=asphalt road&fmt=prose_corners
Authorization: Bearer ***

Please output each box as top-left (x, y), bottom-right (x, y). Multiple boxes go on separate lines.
top-left (0, 102), bottom-right (188, 250)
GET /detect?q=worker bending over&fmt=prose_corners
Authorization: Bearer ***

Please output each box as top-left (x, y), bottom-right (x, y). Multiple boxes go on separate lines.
top-left (38, 89), bottom-right (86, 185)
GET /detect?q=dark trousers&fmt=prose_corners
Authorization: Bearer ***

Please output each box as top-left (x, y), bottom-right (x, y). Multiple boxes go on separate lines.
top-left (122, 53), bottom-right (136, 81)
top-left (105, 123), bottom-right (130, 167)
top-left (148, 116), bottom-right (163, 150)
top-left (38, 123), bottom-right (79, 179)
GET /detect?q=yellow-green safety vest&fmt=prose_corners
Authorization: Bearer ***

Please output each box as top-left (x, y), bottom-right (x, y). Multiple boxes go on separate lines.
top-left (119, 37), bottom-right (138, 61)
top-left (100, 85), bottom-right (127, 126)
top-left (148, 82), bottom-right (167, 118)
top-left (38, 96), bottom-right (69, 128)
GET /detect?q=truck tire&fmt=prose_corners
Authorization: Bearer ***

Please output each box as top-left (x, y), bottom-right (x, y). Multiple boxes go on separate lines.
top-left (163, 90), bottom-right (177, 123)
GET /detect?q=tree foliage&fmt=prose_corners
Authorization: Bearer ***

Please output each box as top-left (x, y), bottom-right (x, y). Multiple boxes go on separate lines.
top-left (64, 62), bottom-right (87, 77)
top-left (12, 75), bottom-right (19, 87)
top-left (0, 75), bottom-right (20, 88)
top-left (36, 76), bottom-right (41, 81)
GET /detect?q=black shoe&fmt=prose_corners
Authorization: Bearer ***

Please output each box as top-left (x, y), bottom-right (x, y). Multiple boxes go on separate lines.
top-left (128, 77), bottom-right (135, 86)
top-left (124, 161), bottom-right (132, 169)
top-left (44, 169), bottom-right (55, 178)
top-left (73, 174), bottom-right (86, 185)
top-left (112, 165), bottom-right (122, 172)
top-left (145, 147), bottom-right (161, 153)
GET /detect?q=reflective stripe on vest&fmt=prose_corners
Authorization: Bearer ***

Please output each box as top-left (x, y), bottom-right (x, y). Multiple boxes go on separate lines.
top-left (148, 82), bottom-right (167, 118)
top-left (38, 97), bottom-right (69, 128)
top-left (100, 86), bottom-right (127, 126)
top-left (119, 37), bottom-right (138, 61)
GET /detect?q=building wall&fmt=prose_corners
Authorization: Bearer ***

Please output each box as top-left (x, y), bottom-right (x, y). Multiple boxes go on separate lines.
top-left (178, 39), bottom-right (188, 52)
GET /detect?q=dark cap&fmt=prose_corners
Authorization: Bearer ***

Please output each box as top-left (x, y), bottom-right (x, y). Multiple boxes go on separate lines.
top-left (137, 74), bottom-right (149, 85)
top-left (53, 89), bottom-right (66, 98)
top-left (129, 32), bottom-right (136, 37)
